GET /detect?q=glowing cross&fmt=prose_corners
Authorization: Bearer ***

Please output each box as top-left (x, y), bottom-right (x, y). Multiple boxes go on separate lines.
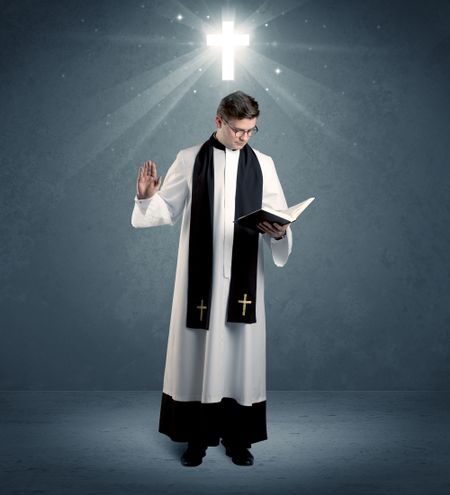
top-left (238, 293), bottom-right (253, 316)
top-left (207, 21), bottom-right (249, 80)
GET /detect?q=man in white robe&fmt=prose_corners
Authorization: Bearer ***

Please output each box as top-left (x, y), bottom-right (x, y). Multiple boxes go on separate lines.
top-left (131, 91), bottom-right (292, 466)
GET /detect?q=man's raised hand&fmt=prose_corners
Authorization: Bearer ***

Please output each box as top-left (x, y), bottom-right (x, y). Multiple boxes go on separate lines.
top-left (137, 160), bottom-right (161, 199)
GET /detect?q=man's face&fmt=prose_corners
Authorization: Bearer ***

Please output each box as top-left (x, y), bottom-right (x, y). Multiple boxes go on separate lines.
top-left (215, 115), bottom-right (258, 151)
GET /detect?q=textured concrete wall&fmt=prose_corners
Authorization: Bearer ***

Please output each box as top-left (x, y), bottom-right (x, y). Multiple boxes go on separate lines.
top-left (1, 0), bottom-right (449, 390)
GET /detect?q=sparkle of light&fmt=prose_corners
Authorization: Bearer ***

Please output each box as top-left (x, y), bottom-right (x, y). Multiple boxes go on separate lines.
top-left (207, 21), bottom-right (249, 80)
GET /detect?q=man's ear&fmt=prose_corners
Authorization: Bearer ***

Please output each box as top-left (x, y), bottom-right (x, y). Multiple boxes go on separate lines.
top-left (215, 115), bottom-right (222, 129)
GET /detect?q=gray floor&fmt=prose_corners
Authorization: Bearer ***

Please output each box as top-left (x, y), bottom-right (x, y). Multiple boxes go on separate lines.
top-left (1, 391), bottom-right (450, 495)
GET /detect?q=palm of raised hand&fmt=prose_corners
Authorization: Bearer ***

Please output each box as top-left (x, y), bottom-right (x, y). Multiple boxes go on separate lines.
top-left (137, 160), bottom-right (161, 199)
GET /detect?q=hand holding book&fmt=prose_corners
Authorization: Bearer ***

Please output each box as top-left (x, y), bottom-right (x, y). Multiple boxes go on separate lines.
top-left (257, 221), bottom-right (288, 239)
top-left (235, 197), bottom-right (315, 233)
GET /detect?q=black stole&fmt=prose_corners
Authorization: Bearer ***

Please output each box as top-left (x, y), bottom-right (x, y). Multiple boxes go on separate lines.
top-left (186, 134), bottom-right (263, 329)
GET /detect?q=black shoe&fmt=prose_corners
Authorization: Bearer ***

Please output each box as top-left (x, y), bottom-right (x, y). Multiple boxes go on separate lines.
top-left (223, 443), bottom-right (254, 466)
top-left (180, 444), bottom-right (207, 467)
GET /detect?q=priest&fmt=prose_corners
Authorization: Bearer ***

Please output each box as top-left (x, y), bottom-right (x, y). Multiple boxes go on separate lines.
top-left (131, 91), bottom-right (292, 467)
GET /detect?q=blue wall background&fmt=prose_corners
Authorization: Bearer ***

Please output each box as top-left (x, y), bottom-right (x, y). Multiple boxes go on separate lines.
top-left (1, 0), bottom-right (449, 390)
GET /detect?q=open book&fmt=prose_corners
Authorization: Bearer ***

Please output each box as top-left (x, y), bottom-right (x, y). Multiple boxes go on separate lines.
top-left (235, 197), bottom-right (315, 232)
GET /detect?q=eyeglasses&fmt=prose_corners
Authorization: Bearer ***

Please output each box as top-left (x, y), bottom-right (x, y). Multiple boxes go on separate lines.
top-left (222, 117), bottom-right (258, 138)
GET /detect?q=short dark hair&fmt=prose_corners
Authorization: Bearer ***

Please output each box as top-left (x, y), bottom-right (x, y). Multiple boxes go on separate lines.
top-left (217, 91), bottom-right (260, 120)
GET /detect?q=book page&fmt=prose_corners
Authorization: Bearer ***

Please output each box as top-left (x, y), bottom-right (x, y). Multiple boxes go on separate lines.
top-left (284, 197), bottom-right (315, 221)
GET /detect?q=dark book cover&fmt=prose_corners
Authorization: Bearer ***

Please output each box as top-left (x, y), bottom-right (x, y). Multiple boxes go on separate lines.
top-left (235, 209), bottom-right (290, 232)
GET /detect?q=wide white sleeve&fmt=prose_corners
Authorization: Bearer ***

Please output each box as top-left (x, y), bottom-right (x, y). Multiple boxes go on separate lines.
top-left (131, 151), bottom-right (188, 228)
top-left (261, 156), bottom-right (293, 267)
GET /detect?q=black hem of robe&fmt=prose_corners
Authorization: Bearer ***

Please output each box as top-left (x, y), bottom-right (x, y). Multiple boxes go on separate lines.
top-left (158, 393), bottom-right (268, 447)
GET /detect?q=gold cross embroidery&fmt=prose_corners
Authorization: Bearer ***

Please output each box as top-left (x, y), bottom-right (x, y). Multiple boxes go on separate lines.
top-left (196, 299), bottom-right (207, 321)
top-left (238, 293), bottom-right (253, 316)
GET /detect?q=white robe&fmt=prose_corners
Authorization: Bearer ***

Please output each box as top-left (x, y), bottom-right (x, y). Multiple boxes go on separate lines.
top-left (131, 143), bottom-right (292, 407)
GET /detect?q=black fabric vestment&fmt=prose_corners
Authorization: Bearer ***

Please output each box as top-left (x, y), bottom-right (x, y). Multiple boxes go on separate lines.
top-left (186, 134), bottom-right (263, 329)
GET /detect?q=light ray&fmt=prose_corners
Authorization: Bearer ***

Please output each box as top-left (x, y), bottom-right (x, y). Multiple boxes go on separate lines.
top-left (254, 40), bottom-right (394, 54)
top-left (244, 49), bottom-right (332, 113)
top-left (199, 0), bottom-right (214, 19)
top-left (241, 0), bottom-right (310, 31)
top-left (121, 56), bottom-right (217, 167)
top-left (265, 52), bottom-right (335, 94)
top-left (156, 0), bottom-right (212, 33)
top-left (64, 49), bottom-right (215, 180)
top-left (63, 32), bottom-right (183, 46)
top-left (86, 48), bottom-right (208, 109)
top-left (241, 49), bottom-right (360, 154)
